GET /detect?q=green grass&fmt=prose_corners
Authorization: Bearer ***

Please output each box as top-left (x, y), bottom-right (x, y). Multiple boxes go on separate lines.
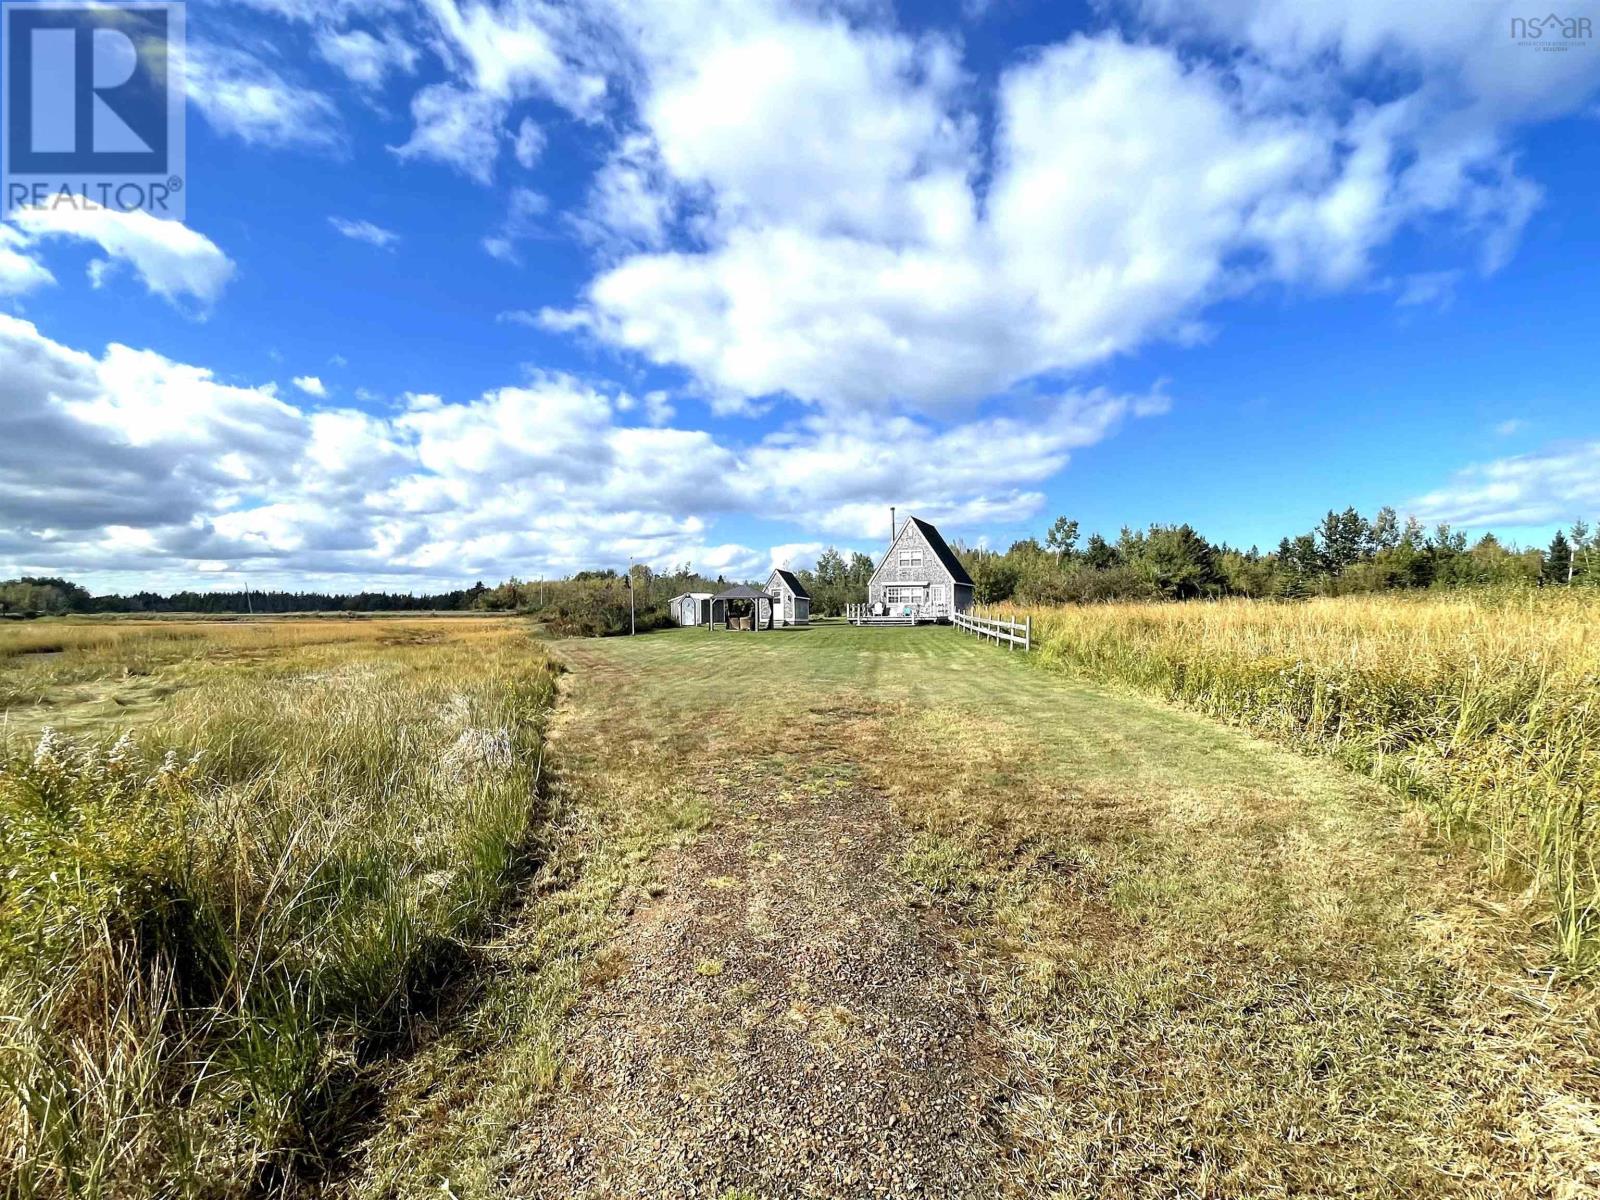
top-left (435, 621), bottom-right (1597, 1198)
top-left (11, 617), bottom-right (1598, 1197)
top-left (0, 619), bottom-right (559, 1198)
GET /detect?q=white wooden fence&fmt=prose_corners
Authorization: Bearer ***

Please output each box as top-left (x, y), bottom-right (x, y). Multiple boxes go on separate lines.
top-left (953, 609), bottom-right (1032, 651)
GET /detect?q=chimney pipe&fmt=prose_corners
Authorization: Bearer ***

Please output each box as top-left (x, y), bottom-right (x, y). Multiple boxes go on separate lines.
top-left (890, 506), bottom-right (897, 543)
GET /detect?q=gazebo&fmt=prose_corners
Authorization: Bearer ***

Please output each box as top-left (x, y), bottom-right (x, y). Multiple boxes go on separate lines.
top-left (709, 584), bottom-right (776, 632)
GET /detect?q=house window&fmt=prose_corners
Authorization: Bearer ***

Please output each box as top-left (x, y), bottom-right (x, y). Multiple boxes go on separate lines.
top-left (898, 549), bottom-right (923, 569)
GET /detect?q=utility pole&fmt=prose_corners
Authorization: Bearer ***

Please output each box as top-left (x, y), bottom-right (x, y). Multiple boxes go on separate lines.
top-left (242, 573), bottom-right (253, 615)
top-left (627, 558), bottom-right (636, 635)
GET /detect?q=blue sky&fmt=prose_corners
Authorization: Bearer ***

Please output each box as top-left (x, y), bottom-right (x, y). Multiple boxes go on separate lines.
top-left (2, 0), bottom-right (1598, 592)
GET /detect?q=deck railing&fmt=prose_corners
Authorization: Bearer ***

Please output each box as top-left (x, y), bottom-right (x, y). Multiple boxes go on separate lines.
top-left (845, 602), bottom-right (951, 624)
top-left (952, 609), bottom-right (1032, 651)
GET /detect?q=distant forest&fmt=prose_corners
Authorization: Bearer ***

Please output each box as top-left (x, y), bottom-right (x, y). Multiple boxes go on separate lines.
top-left (2, 508), bottom-right (1595, 624)
top-left (949, 509), bottom-right (1598, 606)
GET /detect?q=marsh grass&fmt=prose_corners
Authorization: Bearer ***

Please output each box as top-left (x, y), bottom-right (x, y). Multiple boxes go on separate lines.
top-left (1000, 590), bottom-right (1600, 972)
top-left (0, 619), bottom-right (558, 1197)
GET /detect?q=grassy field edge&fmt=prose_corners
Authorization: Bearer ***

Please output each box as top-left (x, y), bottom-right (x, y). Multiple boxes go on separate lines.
top-left (991, 592), bottom-right (1600, 973)
top-left (0, 621), bottom-right (564, 1197)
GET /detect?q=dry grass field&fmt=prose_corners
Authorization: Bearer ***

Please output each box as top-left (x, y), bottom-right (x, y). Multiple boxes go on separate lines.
top-left (1006, 589), bottom-right (1600, 971)
top-left (4, 609), bottom-right (1599, 1198)
top-left (0, 617), bottom-right (557, 1196)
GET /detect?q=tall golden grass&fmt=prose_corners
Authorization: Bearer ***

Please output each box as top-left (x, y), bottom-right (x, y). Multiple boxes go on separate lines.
top-left (1001, 589), bottom-right (1600, 970)
top-left (0, 619), bottom-right (557, 1197)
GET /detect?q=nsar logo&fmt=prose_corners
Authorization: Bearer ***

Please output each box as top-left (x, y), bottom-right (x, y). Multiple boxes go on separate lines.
top-left (1510, 12), bottom-right (1594, 48)
top-left (3, 2), bottom-right (186, 219)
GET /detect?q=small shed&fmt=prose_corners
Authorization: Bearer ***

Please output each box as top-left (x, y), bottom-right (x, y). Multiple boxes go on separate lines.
top-left (668, 592), bottom-right (713, 626)
top-left (709, 584), bottom-right (776, 632)
top-left (765, 569), bottom-right (811, 626)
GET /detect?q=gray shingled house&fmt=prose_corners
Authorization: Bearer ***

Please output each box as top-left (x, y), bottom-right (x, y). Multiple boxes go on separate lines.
top-left (765, 568), bottom-right (811, 626)
top-left (866, 516), bottom-right (974, 622)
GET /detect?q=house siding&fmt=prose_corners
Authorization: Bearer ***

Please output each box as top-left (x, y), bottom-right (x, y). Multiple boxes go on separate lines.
top-left (765, 572), bottom-right (810, 626)
top-left (866, 521), bottom-right (970, 620)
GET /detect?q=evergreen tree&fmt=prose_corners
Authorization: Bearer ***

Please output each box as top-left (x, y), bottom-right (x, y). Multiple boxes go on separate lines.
top-left (1135, 524), bottom-right (1220, 599)
top-left (1316, 507), bottom-right (1371, 574)
top-left (1545, 531), bottom-right (1572, 584)
top-left (1082, 532), bottom-right (1120, 570)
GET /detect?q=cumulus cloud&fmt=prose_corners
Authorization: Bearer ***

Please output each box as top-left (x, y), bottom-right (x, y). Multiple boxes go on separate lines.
top-left (293, 375), bottom-right (328, 397)
top-left (210, 2), bottom-right (1591, 421)
top-left (418, 0), bottom-right (607, 116)
top-left (8, 206), bottom-right (235, 308)
top-left (0, 315), bottom-right (306, 542)
top-left (0, 225), bottom-right (54, 295)
top-left (526, 1), bottom-right (1598, 415)
top-left (0, 319), bottom-right (1165, 589)
top-left (1409, 442), bottom-right (1600, 528)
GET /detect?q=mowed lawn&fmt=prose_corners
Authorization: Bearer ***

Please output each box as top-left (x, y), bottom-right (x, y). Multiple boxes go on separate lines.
top-left (352, 620), bottom-right (1599, 1199)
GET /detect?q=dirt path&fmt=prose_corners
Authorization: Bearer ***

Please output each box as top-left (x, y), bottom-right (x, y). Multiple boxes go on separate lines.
top-left (345, 626), bottom-right (1600, 1200)
top-left (508, 752), bottom-right (1004, 1197)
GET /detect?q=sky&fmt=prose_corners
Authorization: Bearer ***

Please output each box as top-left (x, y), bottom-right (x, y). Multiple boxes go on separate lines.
top-left (2, 0), bottom-right (1598, 594)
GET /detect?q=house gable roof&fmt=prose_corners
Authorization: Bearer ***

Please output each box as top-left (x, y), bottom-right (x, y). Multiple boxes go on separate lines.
top-left (908, 517), bottom-right (974, 586)
top-left (767, 568), bottom-right (811, 599)
top-left (869, 516), bottom-right (974, 588)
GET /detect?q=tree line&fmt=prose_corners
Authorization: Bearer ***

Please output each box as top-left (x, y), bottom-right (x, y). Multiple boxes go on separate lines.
top-left (946, 510), bottom-right (1599, 605)
top-left (3, 510), bottom-right (1594, 623)
top-left (0, 576), bottom-right (492, 617)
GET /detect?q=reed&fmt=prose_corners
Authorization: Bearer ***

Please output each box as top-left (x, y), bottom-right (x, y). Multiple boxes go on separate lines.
top-left (0, 619), bottom-right (558, 1197)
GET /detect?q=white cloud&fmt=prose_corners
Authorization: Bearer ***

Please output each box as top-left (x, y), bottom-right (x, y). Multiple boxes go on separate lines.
top-left (329, 216), bottom-right (401, 249)
top-left (642, 390), bottom-right (675, 426)
top-left (0, 318), bottom-right (1164, 589)
top-left (531, 3), bottom-right (1597, 415)
top-left (481, 187), bottom-right (548, 262)
top-left (187, 42), bottom-right (344, 149)
top-left (392, 83), bottom-right (506, 183)
top-left (8, 205), bottom-right (235, 308)
top-left (1494, 418), bottom-right (1528, 437)
top-left (315, 26), bottom-right (419, 88)
top-left (1395, 270), bottom-right (1463, 309)
top-left (769, 542), bottom-right (826, 573)
top-left (513, 117), bottom-right (546, 168)
top-left (1410, 442), bottom-right (1600, 528)
top-left (293, 375), bottom-right (328, 397)
top-left (418, 0), bottom-right (607, 115)
top-left (572, 134), bottom-right (677, 251)
top-left (0, 225), bottom-right (54, 295)
top-left (0, 315), bottom-right (306, 543)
